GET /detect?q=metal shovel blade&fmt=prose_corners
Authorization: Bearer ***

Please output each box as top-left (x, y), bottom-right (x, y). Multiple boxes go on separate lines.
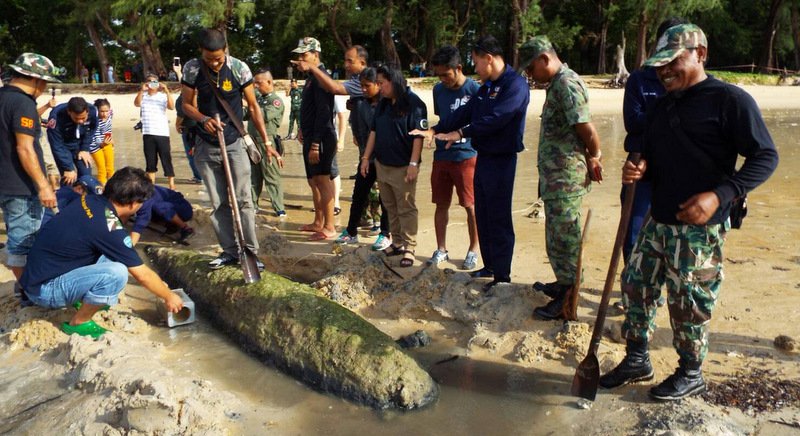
top-left (571, 352), bottom-right (600, 401)
top-left (240, 246), bottom-right (261, 283)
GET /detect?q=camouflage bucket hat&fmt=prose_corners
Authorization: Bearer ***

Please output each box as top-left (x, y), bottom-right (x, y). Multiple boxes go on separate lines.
top-left (518, 36), bottom-right (554, 71)
top-left (7, 52), bottom-right (62, 83)
top-left (644, 24), bottom-right (707, 67)
top-left (292, 37), bottom-right (322, 54)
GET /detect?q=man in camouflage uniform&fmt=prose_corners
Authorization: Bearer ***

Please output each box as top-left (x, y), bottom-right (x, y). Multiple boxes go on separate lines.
top-left (520, 36), bottom-right (603, 320)
top-left (246, 69), bottom-right (286, 217)
top-left (600, 24), bottom-right (778, 400)
top-left (285, 78), bottom-right (302, 140)
top-left (1, 53), bottom-right (59, 293)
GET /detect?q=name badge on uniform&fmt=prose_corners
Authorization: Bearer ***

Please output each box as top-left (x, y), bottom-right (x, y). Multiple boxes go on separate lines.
top-left (489, 86), bottom-right (501, 100)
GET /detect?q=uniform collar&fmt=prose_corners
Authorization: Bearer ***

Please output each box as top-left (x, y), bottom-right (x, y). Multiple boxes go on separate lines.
top-left (1, 84), bottom-right (36, 102)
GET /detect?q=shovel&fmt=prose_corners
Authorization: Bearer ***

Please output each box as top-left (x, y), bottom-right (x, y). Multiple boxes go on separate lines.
top-left (215, 114), bottom-right (261, 284)
top-left (562, 209), bottom-right (592, 321)
top-left (571, 153), bottom-right (640, 401)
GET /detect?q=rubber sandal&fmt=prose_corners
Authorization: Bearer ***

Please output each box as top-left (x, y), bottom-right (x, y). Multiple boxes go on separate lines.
top-left (309, 231), bottom-right (332, 241)
top-left (334, 207), bottom-right (342, 216)
top-left (383, 245), bottom-right (404, 257)
top-left (400, 251), bottom-right (415, 268)
top-left (299, 224), bottom-right (321, 232)
top-left (72, 301), bottom-right (110, 311)
top-left (61, 320), bottom-right (108, 339)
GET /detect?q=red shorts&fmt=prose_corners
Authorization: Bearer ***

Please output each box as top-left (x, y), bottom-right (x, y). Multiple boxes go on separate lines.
top-left (430, 157), bottom-right (476, 207)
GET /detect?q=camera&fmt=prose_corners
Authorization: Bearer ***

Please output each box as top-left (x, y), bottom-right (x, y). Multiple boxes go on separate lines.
top-left (148, 81), bottom-right (159, 90)
top-left (173, 57), bottom-right (181, 67)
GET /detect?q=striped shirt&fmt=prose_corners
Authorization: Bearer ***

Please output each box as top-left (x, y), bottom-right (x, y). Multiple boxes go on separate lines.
top-left (140, 92), bottom-right (170, 137)
top-left (91, 110), bottom-right (113, 153)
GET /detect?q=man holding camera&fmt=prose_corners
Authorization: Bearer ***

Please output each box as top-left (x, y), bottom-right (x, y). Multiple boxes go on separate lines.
top-left (135, 72), bottom-right (175, 190)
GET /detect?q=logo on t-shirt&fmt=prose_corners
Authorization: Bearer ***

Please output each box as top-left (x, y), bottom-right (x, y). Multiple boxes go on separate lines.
top-left (20, 117), bottom-right (34, 129)
top-left (222, 79), bottom-right (233, 92)
top-left (449, 95), bottom-right (472, 113)
top-left (123, 236), bottom-right (133, 248)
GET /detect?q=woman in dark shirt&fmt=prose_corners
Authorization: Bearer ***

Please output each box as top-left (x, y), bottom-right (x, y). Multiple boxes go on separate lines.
top-left (359, 65), bottom-right (427, 267)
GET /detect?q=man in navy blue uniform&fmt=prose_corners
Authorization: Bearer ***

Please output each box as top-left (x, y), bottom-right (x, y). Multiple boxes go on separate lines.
top-left (129, 185), bottom-right (195, 245)
top-left (414, 35), bottom-right (530, 292)
top-left (21, 167), bottom-right (184, 338)
top-left (46, 96), bottom-right (97, 185)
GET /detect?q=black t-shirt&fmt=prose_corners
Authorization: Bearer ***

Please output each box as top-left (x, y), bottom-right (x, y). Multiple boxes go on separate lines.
top-left (0, 85), bottom-right (46, 196)
top-left (182, 56), bottom-right (253, 145)
top-left (21, 195), bottom-right (143, 295)
top-left (370, 90), bottom-right (428, 166)
top-left (644, 77), bottom-right (779, 225)
top-left (300, 64), bottom-right (336, 145)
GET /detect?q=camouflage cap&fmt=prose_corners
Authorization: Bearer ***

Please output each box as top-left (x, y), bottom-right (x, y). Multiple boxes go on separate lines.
top-left (518, 36), bottom-right (554, 70)
top-left (292, 37), bottom-right (322, 54)
top-left (644, 24), bottom-right (707, 67)
top-left (7, 52), bottom-right (62, 83)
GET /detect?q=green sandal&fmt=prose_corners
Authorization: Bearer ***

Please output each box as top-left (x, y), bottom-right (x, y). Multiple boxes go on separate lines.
top-left (61, 320), bottom-right (108, 339)
top-left (72, 301), bottom-right (110, 311)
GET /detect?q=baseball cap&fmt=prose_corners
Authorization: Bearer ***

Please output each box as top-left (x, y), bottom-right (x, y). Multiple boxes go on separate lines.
top-left (76, 176), bottom-right (104, 195)
top-left (518, 36), bottom-right (554, 71)
top-left (7, 52), bottom-right (62, 83)
top-left (644, 24), bottom-right (707, 67)
top-left (292, 37), bottom-right (322, 54)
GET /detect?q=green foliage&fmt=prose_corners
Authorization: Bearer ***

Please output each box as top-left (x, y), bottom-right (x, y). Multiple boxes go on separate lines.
top-left (709, 70), bottom-right (783, 85)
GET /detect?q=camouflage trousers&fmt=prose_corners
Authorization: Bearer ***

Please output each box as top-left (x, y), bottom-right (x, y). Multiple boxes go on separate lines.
top-left (544, 195), bottom-right (584, 285)
top-left (621, 217), bottom-right (726, 366)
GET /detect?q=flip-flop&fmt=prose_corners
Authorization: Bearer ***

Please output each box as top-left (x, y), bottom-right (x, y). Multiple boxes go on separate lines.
top-left (299, 224), bottom-right (322, 232)
top-left (309, 231), bottom-right (333, 241)
top-left (400, 250), bottom-right (415, 267)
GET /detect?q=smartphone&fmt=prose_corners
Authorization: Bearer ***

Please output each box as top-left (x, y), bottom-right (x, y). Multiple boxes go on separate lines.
top-left (173, 57), bottom-right (181, 67)
top-left (51, 88), bottom-right (56, 98)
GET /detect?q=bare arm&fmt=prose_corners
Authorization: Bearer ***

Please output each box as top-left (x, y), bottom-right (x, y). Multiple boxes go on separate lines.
top-left (575, 122), bottom-right (603, 182)
top-left (359, 131), bottom-right (377, 177)
top-left (405, 137), bottom-right (423, 183)
top-left (291, 60), bottom-right (348, 95)
top-left (163, 84), bottom-right (175, 110)
top-left (133, 83), bottom-right (147, 107)
top-left (15, 132), bottom-right (56, 209)
top-left (128, 264), bottom-right (183, 312)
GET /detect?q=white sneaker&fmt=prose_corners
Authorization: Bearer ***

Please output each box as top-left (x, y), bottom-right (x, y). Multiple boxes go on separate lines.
top-left (462, 251), bottom-right (478, 270)
top-left (427, 249), bottom-right (449, 265)
top-left (371, 234), bottom-right (391, 251)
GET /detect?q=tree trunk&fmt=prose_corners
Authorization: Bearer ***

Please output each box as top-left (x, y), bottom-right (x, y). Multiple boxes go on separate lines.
top-left (597, 0), bottom-right (612, 74)
top-left (328, 0), bottom-right (349, 52)
top-left (791, 1), bottom-right (800, 70)
top-left (447, 0), bottom-right (472, 45)
top-left (509, 0), bottom-right (530, 69)
top-left (379, 0), bottom-right (401, 69)
top-left (85, 21), bottom-right (109, 83)
top-left (74, 44), bottom-right (84, 80)
top-left (634, 8), bottom-right (649, 69)
top-left (758, 0), bottom-right (785, 73)
top-left (613, 32), bottom-right (629, 86)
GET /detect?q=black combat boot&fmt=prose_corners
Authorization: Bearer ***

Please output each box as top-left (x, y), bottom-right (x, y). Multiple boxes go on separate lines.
top-left (532, 288), bottom-right (568, 320)
top-left (648, 361), bottom-right (705, 401)
top-left (532, 281), bottom-right (569, 299)
top-left (599, 340), bottom-right (654, 388)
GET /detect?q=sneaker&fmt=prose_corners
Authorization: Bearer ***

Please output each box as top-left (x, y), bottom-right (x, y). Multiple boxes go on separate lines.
top-left (178, 226), bottom-right (195, 242)
top-left (335, 230), bottom-right (358, 245)
top-left (371, 234), bottom-right (392, 251)
top-left (62, 320), bottom-right (108, 339)
top-left (276, 210), bottom-right (287, 218)
top-left (209, 252), bottom-right (238, 270)
top-left (462, 251), bottom-right (478, 270)
top-left (427, 249), bottom-right (449, 265)
top-left (367, 225), bottom-right (380, 236)
top-left (189, 177), bottom-right (202, 184)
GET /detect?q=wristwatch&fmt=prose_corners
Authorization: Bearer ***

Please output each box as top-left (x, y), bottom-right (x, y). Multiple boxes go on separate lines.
top-left (409, 162), bottom-right (418, 167)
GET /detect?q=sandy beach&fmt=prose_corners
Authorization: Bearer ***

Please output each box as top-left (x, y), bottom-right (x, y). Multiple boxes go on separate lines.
top-left (1, 80), bottom-right (799, 435)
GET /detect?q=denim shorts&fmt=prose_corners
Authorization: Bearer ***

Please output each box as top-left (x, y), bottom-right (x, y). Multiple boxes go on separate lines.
top-left (26, 256), bottom-right (128, 308)
top-left (0, 194), bottom-right (43, 268)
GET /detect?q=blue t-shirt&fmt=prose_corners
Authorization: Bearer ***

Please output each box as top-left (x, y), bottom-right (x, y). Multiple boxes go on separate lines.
top-left (433, 78), bottom-right (479, 162)
top-left (370, 90), bottom-right (428, 167)
top-left (132, 185), bottom-right (191, 233)
top-left (21, 195), bottom-right (142, 295)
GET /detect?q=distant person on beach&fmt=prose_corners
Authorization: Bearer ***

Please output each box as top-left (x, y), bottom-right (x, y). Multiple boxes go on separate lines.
top-left (90, 98), bottom-right (115, 184)
top-left (284, 78), bottom-right (302, 140)
top-left (0, 53), bottom-right (59, 294)
top-left (20, 167), bottom-right (184, 339)
top-left (107, 64), bottom-right (115, 84)
top-left (80, 65), bottom-right (89, 84)
top-left (47, 96), bottom-right (97, 185)
top-left (600, 24), bottom-right (778, 401)
top-left (135, 72), bottom-right (176, 190)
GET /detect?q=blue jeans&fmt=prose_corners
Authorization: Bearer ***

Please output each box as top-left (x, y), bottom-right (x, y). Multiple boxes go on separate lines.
top-left (182, 131), bottom-right (202, 180)
top-left (0, 195), bottom-right (43, 268)
top-left (26, 256), bottom-right (128, 308)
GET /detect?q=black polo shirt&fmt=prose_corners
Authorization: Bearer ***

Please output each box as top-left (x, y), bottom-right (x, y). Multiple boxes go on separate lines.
top-left (0, 85), bottom-right (46, 196)
top-left (370, 90), bottom-right (428, 166)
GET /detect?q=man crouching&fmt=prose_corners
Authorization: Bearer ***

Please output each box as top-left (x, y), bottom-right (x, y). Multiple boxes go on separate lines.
top-left (20, 167), bottom-right (184, 338)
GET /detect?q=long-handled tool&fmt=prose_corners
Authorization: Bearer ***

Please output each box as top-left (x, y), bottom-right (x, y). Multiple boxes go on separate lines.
top-left (572, 154), bottom-right (640, 401)
top-left (215, 114), bottom-right (261, 284)
top-left (562, 209), bottom-right (592, 321)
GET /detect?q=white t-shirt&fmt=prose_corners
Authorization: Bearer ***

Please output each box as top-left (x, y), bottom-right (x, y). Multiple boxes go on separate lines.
top-left (140, 92), bottom-right (170, 137)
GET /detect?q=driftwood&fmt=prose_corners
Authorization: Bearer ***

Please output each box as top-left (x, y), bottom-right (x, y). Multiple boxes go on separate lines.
top-left (147, 247), bottom-right (439, 410)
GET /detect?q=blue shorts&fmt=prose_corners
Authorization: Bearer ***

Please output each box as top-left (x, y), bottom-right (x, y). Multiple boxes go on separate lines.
top-left (0, 195), bottom-right (43, 268)
top-left (26, 256), bottom-right (128, 308)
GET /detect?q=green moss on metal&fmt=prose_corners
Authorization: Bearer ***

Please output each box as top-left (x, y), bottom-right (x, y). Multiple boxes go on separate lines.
top-left (147, 247), bottom-right (438, 410)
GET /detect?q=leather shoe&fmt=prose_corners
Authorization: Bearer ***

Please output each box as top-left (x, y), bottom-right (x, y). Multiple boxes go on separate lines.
top-left (533, 292), bottom-right (567, 320)
top-left (470, 268), bottom-right (494, 278)
top-left (532, 281), bottom-right (569, 299)
top-left (482, 278), bottom-right (510, 293)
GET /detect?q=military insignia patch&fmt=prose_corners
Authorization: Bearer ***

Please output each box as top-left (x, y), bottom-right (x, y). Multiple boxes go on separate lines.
top-left (222, 79), bottom-right (233, 91)
top-left (47, 118), bottom-right (56, 129)
top-left (273, 100), bottom-right (281, 107)
top-left (124, 236), bottom-right (133, 248)
top-left (20, 117), bottom-right (34, 128)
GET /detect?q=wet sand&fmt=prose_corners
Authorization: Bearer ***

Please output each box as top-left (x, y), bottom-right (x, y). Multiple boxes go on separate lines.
top-left (1, 82), bottom-right (799, 434)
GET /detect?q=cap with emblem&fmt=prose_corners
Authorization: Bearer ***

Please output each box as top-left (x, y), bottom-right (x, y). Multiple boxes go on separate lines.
top-left (76, 175), bottom-right (104, 195)
top-left (518, 36), bottom-right (554, 71)
top-left (643, 24), bottom-right (707, 67)
top-left (7, 52), bottom-right (62, 83)
top-left (292, 37), bottom-right (322, 54)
